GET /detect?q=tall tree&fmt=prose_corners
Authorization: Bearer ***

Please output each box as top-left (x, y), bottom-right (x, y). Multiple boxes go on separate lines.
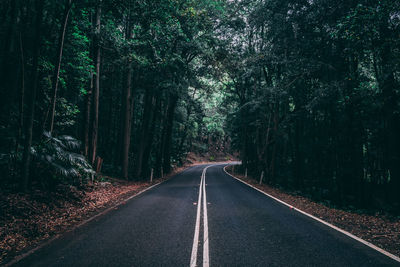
top-left (44, 0), bottom-right (73, 133)
top-left (89, 0), bottom-right (102, 166)
top-left (21, 0), bottom-right (44, 191)
top-left (120, 6), bottom-right (134, 179)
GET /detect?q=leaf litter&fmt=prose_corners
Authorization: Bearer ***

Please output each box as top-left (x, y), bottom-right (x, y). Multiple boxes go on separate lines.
top-left (228, 169), bottom-right (400, 258)
top-left (0, 178), bottom-right (152, 264)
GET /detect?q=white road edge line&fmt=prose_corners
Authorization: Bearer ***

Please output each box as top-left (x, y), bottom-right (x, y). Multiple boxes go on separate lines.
top-left (190, 168), bottom-right (204, 267)
top-left (223, 165), bottom-right (400, 263)
top-left (202, 166), bottom-right (210, 267)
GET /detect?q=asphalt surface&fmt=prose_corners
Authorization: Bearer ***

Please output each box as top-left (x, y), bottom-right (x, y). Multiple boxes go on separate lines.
top-left (13, 164), bottom-right (400, 266)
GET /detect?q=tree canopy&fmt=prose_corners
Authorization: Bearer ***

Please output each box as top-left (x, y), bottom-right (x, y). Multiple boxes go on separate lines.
top-left (0, 0), bottom-right (399, 213)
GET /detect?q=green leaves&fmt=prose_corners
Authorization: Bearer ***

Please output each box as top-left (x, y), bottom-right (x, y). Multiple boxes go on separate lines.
top-left (31, 132), bottom-right (94, 185)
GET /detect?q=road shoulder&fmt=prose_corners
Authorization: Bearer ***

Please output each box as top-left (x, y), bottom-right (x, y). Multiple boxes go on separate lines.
top-left (1, 165), bottom-right (194, 266)
top-left (223, 165), bottom-right (400, 262)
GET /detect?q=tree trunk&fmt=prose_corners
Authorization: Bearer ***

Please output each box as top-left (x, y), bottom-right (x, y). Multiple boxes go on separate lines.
top-left (134, 89), bottom-right (153, 179)
top-left (44, 0), bottom-right (73, 133)
top-left (155, 99), bottom-right (168, 177)
top-left (293, 117), bottom-right (303, 190)
top-left (177, 97), bottom-right (193, 159)
top-left (120, 66), bottom-right (133, 179)
top-left (0, 0), bottom-right (18, 106)
top-left (21, 0), bottom-right (44, 191)
top-left (141, 94), bottom-right (159, 178)
top-left (14, 32), bottom-right (25, 159)
top-left (90, 0), bottom-right (101, 166)
top-left (269, 104), bottom-right (279, 184)
top-left (13, 31), bottom-right (26, 177)
top-left (120, 16), bottom-right (133, 180)
top-left (83, 80), bottom-right (92, 157)
top-left (162, 94), bottom-right (178, 174)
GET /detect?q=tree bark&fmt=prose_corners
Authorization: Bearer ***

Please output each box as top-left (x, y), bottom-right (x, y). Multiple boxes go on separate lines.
top-left (83, 80), bottom-right (92, 157)
top-left (120, 15), bottom-right (134, 179)
top-left (155, 99), bottom-right (168, 177)
top-left (15, 32), bottom-right (25, 157)
top-left (141, 94), bottom-right (160, 178)
top-left (0, 0), bottom-right (18, 118)
top-left (120, 66), bottom-right (133, 179)
top-left (21, 0), bottom-right (44, 191)
top-left (162, 94), bottom-right (178, 174)
top-left (90, 0), bottom-right (101, 166)
top-left (177, 92), bottom-right (195, 159)
top-left (134, 89), bottom-right (154, 179)
top-left (44, 0), bottom-right (73, 133)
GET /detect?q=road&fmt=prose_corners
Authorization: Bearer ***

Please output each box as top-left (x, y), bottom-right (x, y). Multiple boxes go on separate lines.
top-left (13, 164), bottom-right (399, 266)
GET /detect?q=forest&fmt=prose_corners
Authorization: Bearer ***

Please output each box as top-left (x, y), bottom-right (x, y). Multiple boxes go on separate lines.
top-left (0, 0), bottom-right (399, 214)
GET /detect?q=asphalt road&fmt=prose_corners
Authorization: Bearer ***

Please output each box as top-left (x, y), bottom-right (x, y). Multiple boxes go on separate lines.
top-left (13, 164), bottom-right (400, 266)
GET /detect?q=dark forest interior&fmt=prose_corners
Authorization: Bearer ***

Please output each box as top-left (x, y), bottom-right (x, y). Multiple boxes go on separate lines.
top-left (0, 0), bottom-right (400, 215)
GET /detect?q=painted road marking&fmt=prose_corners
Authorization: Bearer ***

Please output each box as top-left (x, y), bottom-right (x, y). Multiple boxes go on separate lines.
top-left (190, 165), bottom-right (211, 267)
top-left (202, 166), bottom-right (210, 267)
top-left (223, 165), bottom-right (400, 264)
top-left (190, 168), bottom-right (203, 267)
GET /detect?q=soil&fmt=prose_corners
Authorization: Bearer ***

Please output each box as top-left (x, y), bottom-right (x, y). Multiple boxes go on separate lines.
top-left (225, 166), bottom-right (400, 258)
top-left (184, 151), bottom-right (237, 165)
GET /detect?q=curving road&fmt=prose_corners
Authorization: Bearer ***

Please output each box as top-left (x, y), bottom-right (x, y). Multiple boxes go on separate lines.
top-left (13, 164), bottom-right (400, 266)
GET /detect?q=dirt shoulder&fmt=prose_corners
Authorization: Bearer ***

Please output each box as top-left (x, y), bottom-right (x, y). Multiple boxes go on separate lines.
top-left (225, 166), bottom-right (400, 258)
top-left (0, 180), bottom-right (152, 265)
top-left (0, 164), bottom-right (194, 266)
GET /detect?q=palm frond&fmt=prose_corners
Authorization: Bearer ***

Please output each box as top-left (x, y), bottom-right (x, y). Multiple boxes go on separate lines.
top-left (31, 132), bottom-right (95, 185)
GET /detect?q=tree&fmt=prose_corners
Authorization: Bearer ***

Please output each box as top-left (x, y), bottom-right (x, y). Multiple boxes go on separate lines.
top-left (89, 0), bottom-right (102, 167)
top-left (45, 0), bottom-right (73, 134)
top-left (21, 0), bottom-right (45, 191)
top-left (120, 2), bottom-right (134, 179)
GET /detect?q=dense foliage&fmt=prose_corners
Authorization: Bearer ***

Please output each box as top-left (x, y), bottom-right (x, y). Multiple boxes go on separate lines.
top-left (1, 0), bottom-right (399, 213)
top-left (219, 0), bottom-right (400, 212)
top-left (0, 0), bottom-right (228, 191)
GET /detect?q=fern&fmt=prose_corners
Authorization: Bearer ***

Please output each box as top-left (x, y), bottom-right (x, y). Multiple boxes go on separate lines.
top-left (31, 132), bottom-right (95, 185)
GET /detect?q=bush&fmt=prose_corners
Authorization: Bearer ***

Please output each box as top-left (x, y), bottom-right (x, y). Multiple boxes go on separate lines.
top-left (31, 132), bottom-right (94, 187)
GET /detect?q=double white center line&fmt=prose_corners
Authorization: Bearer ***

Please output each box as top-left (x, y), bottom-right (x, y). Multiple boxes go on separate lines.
top-left (190, 165), bottom-right (210, 267)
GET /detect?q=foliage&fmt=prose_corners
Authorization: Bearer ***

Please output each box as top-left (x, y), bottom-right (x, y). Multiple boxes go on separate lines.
top-left (0, 0), bottom-right (230, 189)
top-left (1, 0), bottom-right (398, 215)
top-left (31, 132), bottom-right (94, 186)
top-left (216, 0), bottom-right (400, 212)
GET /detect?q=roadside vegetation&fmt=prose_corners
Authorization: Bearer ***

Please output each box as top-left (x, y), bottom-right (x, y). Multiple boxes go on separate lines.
top-left (0, 0), bottom-right (399, 263)
top-left (0, 0), bottom-right (231, 191)
top-left (220, 0), bottom-right (400, 214)
top-left (225, 166), bottom-right (400, 258)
